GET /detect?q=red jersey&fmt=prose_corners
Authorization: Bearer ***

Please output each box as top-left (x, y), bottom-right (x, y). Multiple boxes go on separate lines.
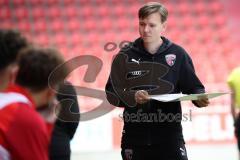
top-left (0, 85), bottom-right (52, 160)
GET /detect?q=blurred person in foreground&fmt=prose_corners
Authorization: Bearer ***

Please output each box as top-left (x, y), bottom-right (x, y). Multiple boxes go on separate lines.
top-left (105, 2), bottom-right (209, 160)
top-left (228, 67), bottom-right (240, 160)
top-left (0, 29), bottom-right (80, 160)
top-left (0, 29), bottom-right (28, 91)
top-left (0, 47), bottom-right (68, 160)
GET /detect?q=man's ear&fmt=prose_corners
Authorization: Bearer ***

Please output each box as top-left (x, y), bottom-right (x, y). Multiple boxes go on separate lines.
top-left (10, 64), bottom-right (19, 83)
top-left (162, 21), bottom-right (167, 31)
top-left (46, 88), bottom-right (55, 100)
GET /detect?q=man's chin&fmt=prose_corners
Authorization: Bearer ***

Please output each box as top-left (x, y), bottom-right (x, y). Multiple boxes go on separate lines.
top-left (142, 38), bottom-right (152, 43)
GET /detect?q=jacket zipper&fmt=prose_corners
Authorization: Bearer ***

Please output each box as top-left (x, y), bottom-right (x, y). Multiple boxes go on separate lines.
top-left (147, 56), bottom-right (155, 145)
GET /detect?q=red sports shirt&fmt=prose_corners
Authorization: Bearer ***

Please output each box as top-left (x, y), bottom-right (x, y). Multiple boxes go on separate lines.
top-left (0, 85), bottom-right (52, 160)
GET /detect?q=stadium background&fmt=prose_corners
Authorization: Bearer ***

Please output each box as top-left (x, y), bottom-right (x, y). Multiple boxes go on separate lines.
top-left (1, 0), bottom-right (239, 159)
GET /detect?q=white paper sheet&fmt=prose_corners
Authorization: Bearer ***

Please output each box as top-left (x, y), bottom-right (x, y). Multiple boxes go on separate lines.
top-left (149, 92), bottom-right (228, 102)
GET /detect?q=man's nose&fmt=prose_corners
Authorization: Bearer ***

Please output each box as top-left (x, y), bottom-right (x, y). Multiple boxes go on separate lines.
top-left (144, 25), bottom-right (149, 32)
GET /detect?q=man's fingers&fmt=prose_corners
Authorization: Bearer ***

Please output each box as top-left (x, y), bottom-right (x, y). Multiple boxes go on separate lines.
top-left (138, 90), bottom-right (149, 100)
top-left (196, 98), bottom-right (209, 107)
top-left (200, 98), bottom-right (210, 105)
top-left (135, 90), bottom-right (150, 104)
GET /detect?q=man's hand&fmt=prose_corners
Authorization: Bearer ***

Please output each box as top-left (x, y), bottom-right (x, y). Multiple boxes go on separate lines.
top-left (193, 97), bottom-right (209, 107)
top-left (135, 90), bottom-right (150, 104)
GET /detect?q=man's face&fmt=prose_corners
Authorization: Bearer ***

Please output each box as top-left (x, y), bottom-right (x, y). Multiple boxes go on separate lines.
top-left (139, 12), bottom-right (166, 43)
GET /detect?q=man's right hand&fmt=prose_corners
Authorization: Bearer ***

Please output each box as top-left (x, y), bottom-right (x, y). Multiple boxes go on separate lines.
top-left (135, 90), bottom-right (150, 104)
top-left (193, 97), bottom-right (209, 108)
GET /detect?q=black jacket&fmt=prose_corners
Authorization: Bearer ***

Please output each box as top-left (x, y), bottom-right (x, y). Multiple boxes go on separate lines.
top-left (50, 82), bottom-right (80, 160)
top-left (105, 37), bottom-right (205, 147)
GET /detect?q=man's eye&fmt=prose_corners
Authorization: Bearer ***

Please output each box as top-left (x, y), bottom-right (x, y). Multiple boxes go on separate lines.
top-left (150, 25), bottom-right (156, 27)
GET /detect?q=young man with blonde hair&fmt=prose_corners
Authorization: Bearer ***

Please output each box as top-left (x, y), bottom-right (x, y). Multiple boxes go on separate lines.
top-left (106, 2), bottom-right (209, 160)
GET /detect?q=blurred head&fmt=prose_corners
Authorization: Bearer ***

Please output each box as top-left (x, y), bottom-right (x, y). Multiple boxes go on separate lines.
top-left (138, 2), bottom-right (168, 43)
top-left (16, 47), bottom-right (68, 108)
top-left (0, 29), bottom-right (28, 91)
